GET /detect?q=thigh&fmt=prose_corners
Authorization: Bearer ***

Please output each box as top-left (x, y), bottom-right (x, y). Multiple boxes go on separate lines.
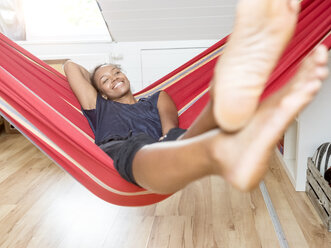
top-left (162, 127), bottom-right (187, 142)
top-left (99, 133), bottom-right (157, 186)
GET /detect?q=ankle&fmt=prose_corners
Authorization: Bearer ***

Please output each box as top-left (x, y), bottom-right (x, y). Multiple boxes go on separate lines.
top-left (205, 129), bottom-right (231, 176)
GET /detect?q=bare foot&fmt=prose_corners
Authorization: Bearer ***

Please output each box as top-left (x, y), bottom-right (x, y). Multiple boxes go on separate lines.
top-left (211, 0), bottom-right (300, 132)
top-left (211, 45), bottom-right (329, 191)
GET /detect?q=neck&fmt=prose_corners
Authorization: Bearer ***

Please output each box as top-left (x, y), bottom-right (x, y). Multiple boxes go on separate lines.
top-left (112, 92), bottom-right (137, 105)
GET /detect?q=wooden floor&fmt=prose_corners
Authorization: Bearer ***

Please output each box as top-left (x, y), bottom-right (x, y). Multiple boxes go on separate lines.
top-left (0, 132), bottom-right (330, 248)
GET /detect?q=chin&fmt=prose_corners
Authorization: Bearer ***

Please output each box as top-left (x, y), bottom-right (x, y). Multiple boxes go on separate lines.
top-left (109, 89), bottom-right (131, 100)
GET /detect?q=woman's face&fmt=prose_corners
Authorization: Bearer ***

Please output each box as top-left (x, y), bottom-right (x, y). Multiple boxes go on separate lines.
top-left (94, 65), bottom-right (131, 100)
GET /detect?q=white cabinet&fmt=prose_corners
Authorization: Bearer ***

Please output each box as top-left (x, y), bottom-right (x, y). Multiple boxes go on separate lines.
top-left (141, 47), bottom-right (208, 88)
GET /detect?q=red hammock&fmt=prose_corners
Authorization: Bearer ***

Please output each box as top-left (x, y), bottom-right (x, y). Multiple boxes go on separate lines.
top-left (0, 0), bottom-right (330, 206)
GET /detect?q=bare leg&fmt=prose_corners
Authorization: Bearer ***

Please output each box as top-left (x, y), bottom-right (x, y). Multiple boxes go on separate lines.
top-left (132, 45), bottom-right (329, 194)
top-left (212, 0), bottom-right (300, 132)
top-left (179, 99), bottom-right (218, 140)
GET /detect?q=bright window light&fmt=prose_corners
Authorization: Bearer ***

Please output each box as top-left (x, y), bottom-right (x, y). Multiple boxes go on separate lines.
top-left (22, 0), bottom-right (111, 42)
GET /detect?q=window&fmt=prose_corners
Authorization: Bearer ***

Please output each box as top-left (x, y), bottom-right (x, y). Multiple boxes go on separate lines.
top-left (0, 0), bottom-right (26, 40)
top-left (22, 0), bottom-right (111, 42)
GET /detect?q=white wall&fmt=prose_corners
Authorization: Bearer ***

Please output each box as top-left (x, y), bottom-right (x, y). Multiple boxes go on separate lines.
top-left (17, 40), bottom-right (113, 69)
top-left (281, 50), bottom-right (331, 191)
top-left (18, 39), bottom-right (217, 93)
top-left (295, 51), bottom-right (331, 190)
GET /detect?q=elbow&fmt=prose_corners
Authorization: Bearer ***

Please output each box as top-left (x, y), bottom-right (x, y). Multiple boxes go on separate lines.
top-left (63, 60), bottom-right (75, 72)
top-left (63, 60), bottom-right (70, 73)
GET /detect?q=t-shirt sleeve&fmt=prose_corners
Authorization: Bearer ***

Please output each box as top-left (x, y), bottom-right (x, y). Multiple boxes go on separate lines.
top-left (149, 91), bottom-right (161, 107)
top-left (82, 108), bottom-right (97, 134)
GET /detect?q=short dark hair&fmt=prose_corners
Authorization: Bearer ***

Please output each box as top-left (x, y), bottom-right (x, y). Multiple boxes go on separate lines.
top-left (90, 63), bottom-right (121, 92)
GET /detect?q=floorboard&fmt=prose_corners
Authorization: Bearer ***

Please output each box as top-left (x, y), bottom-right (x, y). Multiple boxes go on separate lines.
top-left (0, 132), bottom-right (330, 247)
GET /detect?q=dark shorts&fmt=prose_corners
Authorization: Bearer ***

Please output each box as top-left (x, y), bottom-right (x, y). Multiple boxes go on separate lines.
top-left (99, 128), bottom-right (187, 186)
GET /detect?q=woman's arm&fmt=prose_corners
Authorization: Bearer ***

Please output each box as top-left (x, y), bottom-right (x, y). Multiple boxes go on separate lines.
top-left (63, 60), bottom-right (97, 110)
top-left (157, 91), bottom-right (179, 136)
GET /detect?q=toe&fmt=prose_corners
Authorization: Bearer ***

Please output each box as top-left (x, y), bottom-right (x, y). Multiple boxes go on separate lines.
top-left (288, 0), bottom-right (300, 13)
top-left (314, 45), bottom-right (329, 65)
top-left (315, 66), bottom-right (329, 80)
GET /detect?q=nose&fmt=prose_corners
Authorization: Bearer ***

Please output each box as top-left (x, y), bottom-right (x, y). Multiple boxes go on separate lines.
top-left (111, 77), bottom-right (119, 86)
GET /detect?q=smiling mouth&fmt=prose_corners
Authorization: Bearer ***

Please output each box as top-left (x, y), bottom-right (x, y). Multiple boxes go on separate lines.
top-left (113, 81), bottom-right (124, 89)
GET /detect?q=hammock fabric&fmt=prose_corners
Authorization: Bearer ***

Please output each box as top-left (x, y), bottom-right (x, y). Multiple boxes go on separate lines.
top-left (0, 0), bottom-right (330, 206)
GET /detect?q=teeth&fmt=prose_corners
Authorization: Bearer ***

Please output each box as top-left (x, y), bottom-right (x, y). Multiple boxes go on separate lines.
top-left (114, 82), bottom-right (123, 89)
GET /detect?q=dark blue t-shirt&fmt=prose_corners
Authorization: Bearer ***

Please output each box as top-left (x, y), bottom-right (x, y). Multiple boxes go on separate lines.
top-left (82, 91), bottom-right (163, 145)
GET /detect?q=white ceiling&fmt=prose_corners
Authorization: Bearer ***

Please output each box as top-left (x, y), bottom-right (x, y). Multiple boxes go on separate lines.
top-left (97, 0), bottom-right (238, 42)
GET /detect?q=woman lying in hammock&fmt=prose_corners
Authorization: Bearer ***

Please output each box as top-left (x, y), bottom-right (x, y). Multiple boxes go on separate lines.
top-left (64, 0), bottom-right (329, 194)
